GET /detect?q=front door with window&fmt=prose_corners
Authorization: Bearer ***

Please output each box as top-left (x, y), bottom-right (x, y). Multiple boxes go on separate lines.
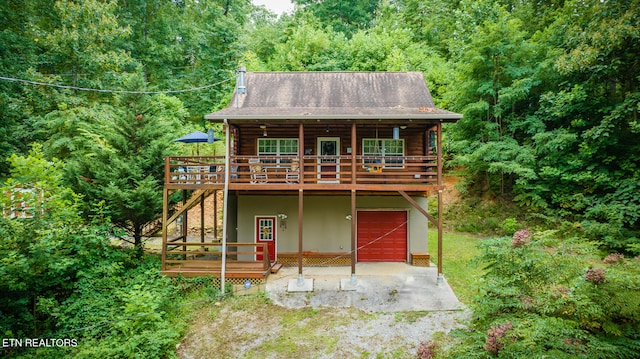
top-left (317, 137), bottom-right (340, 182)
top-left (255, 216), bottom-right (276, 261)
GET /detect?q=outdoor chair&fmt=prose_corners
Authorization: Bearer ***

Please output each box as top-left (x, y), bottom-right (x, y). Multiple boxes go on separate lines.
top-left (204, 165), bottom-right (218, 183)
top-left (249, 159), bottom-right (268, 184)
top-left (286, 160), bottom-right (300, 183)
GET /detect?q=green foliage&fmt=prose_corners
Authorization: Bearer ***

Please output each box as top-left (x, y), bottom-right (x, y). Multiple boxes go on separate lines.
top-left (39, 88), bottom-right (186, 254)
top-left (292, 0), bottom-right (379, 36)
top-left (56, 257), bottom-right (184, 359)
top-left (0, 147), bottom-right (114, 338)
top-left (438, 231), bottom-right (640, 358)
top-left (0, 148), bottom-right (221, 359)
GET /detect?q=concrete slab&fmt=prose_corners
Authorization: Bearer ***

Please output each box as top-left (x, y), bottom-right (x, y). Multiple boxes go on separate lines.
top-left (287, 278), bottom-right (314, 292)
top-left (340, 277), bottom-right (361, 291)
top-left (266, 263), bottom-right (464, 312)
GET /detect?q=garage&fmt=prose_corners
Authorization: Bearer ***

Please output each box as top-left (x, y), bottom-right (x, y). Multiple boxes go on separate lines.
top-left (357, 210), bottom-right (408, 262)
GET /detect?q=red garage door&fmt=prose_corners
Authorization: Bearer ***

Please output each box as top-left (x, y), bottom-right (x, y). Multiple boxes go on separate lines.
top-left (357, 211), bottom-right (407, 262)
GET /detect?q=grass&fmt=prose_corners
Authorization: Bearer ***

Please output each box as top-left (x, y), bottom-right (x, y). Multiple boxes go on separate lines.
top-left (177, 230), bottom-right (485, 358)
top-left (428, 230), bottom-right (484, 304)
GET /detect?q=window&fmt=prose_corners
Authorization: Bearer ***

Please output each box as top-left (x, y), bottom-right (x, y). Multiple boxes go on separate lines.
top-left (257, 138), bottom-right (299, 164)
top-left (362, 139), bottom-right (405, 168)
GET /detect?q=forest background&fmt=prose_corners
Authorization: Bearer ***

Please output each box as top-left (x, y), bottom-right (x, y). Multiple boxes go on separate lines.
top-left (1, 0), bottom-right (638, 358)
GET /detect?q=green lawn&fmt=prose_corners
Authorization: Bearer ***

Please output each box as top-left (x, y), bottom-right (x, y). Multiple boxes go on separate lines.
top-left (428, 230), bottom-right (484, 304)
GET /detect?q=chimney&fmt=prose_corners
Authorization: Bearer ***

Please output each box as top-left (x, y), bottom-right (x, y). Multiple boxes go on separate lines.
top-left (237, 66), bottom-right (246, 94)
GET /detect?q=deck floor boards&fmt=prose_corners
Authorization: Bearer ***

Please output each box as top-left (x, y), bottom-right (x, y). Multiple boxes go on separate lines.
top-left (161, 260), bottom-right (273, 278)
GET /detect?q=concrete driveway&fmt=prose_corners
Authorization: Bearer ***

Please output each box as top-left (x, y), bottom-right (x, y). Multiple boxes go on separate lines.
top-left (265, 263), bottom-right (464, 312)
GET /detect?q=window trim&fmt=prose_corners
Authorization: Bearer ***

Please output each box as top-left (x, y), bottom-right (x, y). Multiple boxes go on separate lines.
top-left (362, 138), bottom-right (405, 169)
top-left (257, 138), bottom-right (299, 164)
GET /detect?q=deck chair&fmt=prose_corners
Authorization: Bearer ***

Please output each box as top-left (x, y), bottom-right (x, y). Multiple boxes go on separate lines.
top-left (204, 165), bottom-right (218, 183)
top-left (286, 159), bottom-right (300, 183)
top-left (249, 158), bottom-right (268, 183)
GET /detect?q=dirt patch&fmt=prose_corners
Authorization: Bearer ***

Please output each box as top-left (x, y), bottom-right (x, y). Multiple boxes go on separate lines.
top-left (441, 173), bottom-right (461, 206)
top-left (177, 295), bottom-right (470, 359)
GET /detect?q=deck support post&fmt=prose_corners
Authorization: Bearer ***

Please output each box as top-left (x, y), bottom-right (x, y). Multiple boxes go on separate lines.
top-left (200, 191), bottom-right (205, 244)
top-left (182, 190), bottom-right (187, 260)
top-left (213, 190), bottom-right (218, 240)
top-left (437, 189), bottom-right (444, 284)
top-left (297, 188), bottom-right (304, 278)
top-left (436, 121), bottom-right (444, 284)
top-left (161, 187), bottom-right (168, 271)
top-left (350, 189), bottom-right (356, 279)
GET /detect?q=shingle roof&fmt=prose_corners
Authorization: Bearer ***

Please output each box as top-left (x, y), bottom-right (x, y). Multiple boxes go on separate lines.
top-left (205, 72), bottom-right (462, 121)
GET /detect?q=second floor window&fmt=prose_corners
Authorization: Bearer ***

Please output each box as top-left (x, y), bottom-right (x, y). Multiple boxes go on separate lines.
top-left (362, 139), bottom-right (405, 168)
top-left (258, 138), bottom-right (299, 164)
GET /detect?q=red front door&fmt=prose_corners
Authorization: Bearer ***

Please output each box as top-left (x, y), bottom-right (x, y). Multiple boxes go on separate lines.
top-left (256, 216), bottom-right (276, 261)
top-left (357, 211), bottom-right (407, 262)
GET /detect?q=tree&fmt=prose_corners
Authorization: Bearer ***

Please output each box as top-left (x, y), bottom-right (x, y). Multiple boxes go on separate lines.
top-left (41, 81), bottom-right (186, 256)
top-left (292, 0), bottom-right (379, 36)
top-left (445, 0), bottom-right (542, 196)
top-left (0, 145), bottom-right (112, 338)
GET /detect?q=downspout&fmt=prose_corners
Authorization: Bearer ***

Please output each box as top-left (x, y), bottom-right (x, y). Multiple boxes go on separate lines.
top-left (221, 118), bottom-right (230, 294)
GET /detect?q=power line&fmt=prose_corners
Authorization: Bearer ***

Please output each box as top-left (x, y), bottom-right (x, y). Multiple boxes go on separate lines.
top-left (0, 75), bottom-right (235, 94)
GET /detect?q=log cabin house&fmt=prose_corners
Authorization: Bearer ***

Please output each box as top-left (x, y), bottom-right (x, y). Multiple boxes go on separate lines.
top-left (160, 69), bottom-right (462, 287)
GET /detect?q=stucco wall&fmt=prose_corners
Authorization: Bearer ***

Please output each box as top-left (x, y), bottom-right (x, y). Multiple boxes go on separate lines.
top-left (236, 195), bottom-right (430, 261)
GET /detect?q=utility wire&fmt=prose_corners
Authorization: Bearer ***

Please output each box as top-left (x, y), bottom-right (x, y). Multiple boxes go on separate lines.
top-left (0, 75), bottom-right (234, 94)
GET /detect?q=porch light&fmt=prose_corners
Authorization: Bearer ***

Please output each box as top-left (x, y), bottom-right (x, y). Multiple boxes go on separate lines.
top-left (345, 214), bottom-right (352, 221)
top-left (260, 125), bottom-right (267, 137)
top-left (278, 213), bottom-right (288, 229)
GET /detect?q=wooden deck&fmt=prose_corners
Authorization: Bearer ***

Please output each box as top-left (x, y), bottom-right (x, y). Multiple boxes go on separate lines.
top-left (161, 259), bottom-right (274, 278)
top-left (161, 242), bottom-right (275, 279)
top-left (164, 155), bottom-right (440, 189)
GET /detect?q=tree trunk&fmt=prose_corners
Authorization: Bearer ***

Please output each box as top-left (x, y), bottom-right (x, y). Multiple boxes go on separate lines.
top-left (134, 223), bottom-right (143, 259)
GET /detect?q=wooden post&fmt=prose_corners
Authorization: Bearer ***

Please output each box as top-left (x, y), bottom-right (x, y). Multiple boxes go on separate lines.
top-left (437, 121), bottom-right (444, 283)
top-left (298, 123), bottom-right (305, 281)
top-left (161, 188), bottom-right (168, 271)
top-left (164, 156), bottom-right (170, 184)
top-left (298, 189), bottom-right (304, 277)
top-left (351, 123), bottom-right (356, 185)
top-left (350, 189), bottom-right (356, 278)
top-left (299, 123), bottom-right (304, 185)
top-left (213, 190), bottom-right (218, 240)
top-left (200, 191), bottom-right (205, 243)
top-left (182, 190), bottom-right (187, 260)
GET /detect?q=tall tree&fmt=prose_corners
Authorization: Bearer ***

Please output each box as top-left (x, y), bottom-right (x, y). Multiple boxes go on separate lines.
top-left (292, 0), bottom-right (379, 36)
top-left (41, 79), bottom-right (186, 255)
top-left (528, 0), bottom-right (640, 250)
top-left (445, 0), bottom-right (540, 196)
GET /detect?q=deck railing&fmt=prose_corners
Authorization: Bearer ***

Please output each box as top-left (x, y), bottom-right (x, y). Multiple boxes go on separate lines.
top-left (165, 155), bottom-right (438, 186)
top-left (162, 242), bottom-right (271, 274)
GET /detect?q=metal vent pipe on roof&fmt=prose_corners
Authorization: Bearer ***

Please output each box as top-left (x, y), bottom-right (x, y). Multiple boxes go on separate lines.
top-left (237, 66), bottom-right (246, 94)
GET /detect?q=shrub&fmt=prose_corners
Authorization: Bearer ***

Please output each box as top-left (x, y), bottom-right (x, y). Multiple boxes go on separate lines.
top-left (416, 341), bottom-right (439, 359)
top-left (483, 321), bottom-right (513, 355)
top-left (436, 231), bottom-right (640, 358)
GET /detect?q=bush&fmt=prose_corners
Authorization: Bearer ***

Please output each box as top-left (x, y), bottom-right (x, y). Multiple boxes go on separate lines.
top-left (438, 231), bottom-right (640, 358)
top-left (1, 149), bottom-right (222, 359)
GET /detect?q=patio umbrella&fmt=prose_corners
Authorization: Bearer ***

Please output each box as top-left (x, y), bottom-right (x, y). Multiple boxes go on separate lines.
top-left (173, 130), bottom-right (221, 155)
